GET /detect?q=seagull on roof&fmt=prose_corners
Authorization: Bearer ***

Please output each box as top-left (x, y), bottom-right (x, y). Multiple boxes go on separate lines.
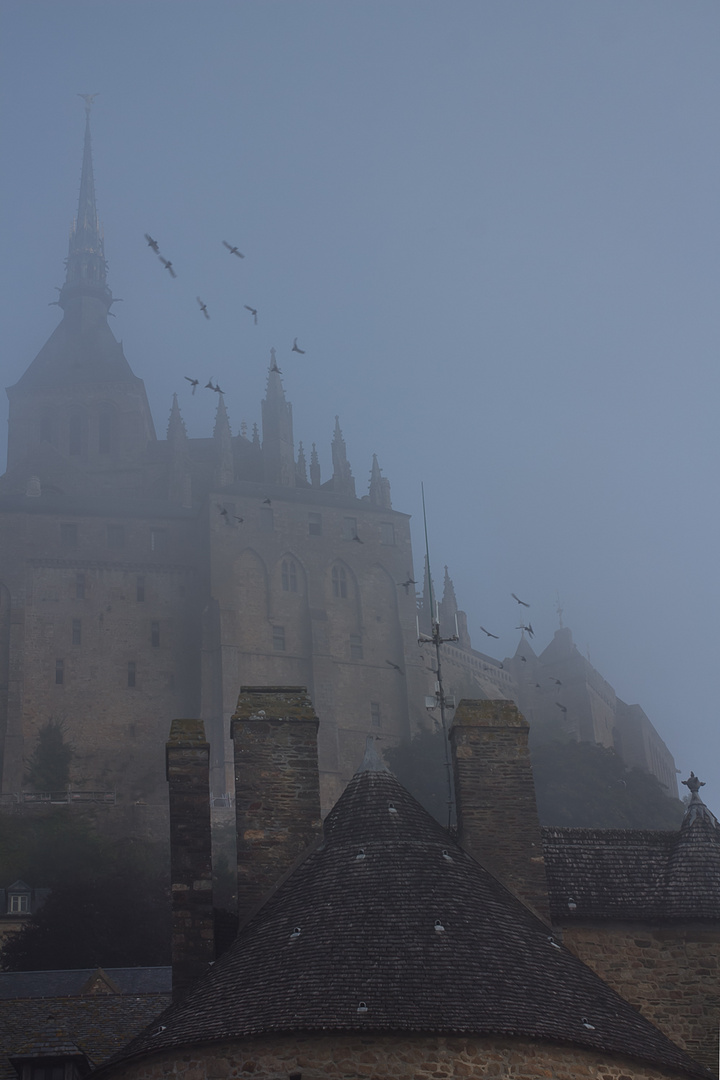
top-left (244, 305), bottom-right (258, 325)
top-left (292, 338), bottom-right (306, 354)
top-left (511, 593), bottom-right (530, 607)
top-left (197, 297), bottom-right (210, 319)
top-left (184, 377), bottom-right (199, 395)
top-left (223, 241), bottom-right (244, 258)
top-left (159, 256), bottom-right (176, 278)
top-left (145, 234), bottom-right (160, 253)
top-left (480, 626), bottom-right (499, 639)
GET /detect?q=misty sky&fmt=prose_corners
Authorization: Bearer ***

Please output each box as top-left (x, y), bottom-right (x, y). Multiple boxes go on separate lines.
top-left (2, 2), bottom-right (719, 812)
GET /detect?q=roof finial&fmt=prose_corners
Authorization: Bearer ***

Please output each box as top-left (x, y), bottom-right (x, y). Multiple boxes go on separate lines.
top-left (77, 92), bottom-right (100, 115)
top-left (681, 772), bottom-right (718, 828)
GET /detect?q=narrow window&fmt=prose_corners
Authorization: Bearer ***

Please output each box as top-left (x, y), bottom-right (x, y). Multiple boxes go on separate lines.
top-left (350, 634), bottom-right (363, 660)
top-left (151, 621), bottom-right (160, 648)
top-left (55, 659), bottom-right (64, 685)
top-left (72, 619), bottom-right (82, 646)
top-left (136, 575), bottom-right (145, 602)
top-left (308, 512), bottom-right (322, 536)
top-left (107, 524), bottom-right (125, 549)
top-left (75, 572), bottom-right (86, 599)
top-left (281, 560), bottom-right (298, 592)
top-left (68, 412), bottom-right (88, 456)
top-left (259, 507), bottom-right (274, 531)
top-left (127, 661), bottom-right (136, 688)
top-left (60, 523), bottom-right (77, 548)
top-left (150, 529), bottom-right (167, 553)
top-left (272, 626), bottom-right (286, 652)
top-left (98, 405), bottom-right (114, 455)
top-left (332, 565), bottom-right (347, 599)
top-left (371, 702), bottom-right (382, 729)
top-left (380, 522), bottom-right (395, 546)
top-left (343, 516), bottom-right (358, 540)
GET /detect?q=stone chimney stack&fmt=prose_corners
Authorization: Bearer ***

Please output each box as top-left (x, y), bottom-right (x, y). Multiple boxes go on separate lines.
top-left (450, 699), bottom-right (550, 923)
top-left (231, 686), bottom-right (322, 919)
top-left (166, 718), bottom-right (214, 1002)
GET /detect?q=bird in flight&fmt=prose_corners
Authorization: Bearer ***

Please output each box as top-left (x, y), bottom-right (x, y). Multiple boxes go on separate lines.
top-left (234, 516), bottom-right (244, 523)
top-left (480, 626), bottom-right (499, 639)
top-left (213, 383), bottom-right (224, 395)
top-left (270, 358), bottom-right (282, 374)
top-left (159, 256), bottom-right (176, 278)
top-left (520, 656), bottom-right (526, 662)
top-left (516, 623), bottom-right (534, 637)
top-left (184, 377), bottom-right (199, 395)
top-left (556, 703), bottom-right (567, 713)
top-left (352, 535), bottom-right (364, 544)
top-left (223, 241), bottom-right (244, 258)
top-left (385, 660), bottom-right (404, 674)
top-left (549, 677), bottom-right (562, 686)
top-left (244, 305), bottom-right (258, 325)
top-left (292, 338), bottom-right (306, 354)
top-left (263, 498), bottom-right (272, 505)
top-left (397, 576), bottom-right (417, 594)
top-left (197, 297), bottom-right (210, 319)
top-left (205, 378), bottom-right (217, 391)
top-left (145, 234), bottom-right (160, 253)
top-left (217, 505), bottom-right (228, 517)
top-left (511, 593), bottom-right (530, 607)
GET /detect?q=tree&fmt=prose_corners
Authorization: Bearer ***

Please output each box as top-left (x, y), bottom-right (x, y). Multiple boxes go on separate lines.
top-left (383, 724), bottom-right (685, 830)
top-left (24, 719), bottom-right (73, 792)
top-left (0, 816), bottom-right (170, 971)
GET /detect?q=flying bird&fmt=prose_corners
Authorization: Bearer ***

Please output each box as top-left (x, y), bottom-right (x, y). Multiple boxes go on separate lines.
top-left (397, 576), bottom-right (417, 594)
top-left (511, 593), bottom-right (530, 607)
top-left (197, 297), bottom-right (209, 319)
top-left (352, 535), bottom-right (364, 544)
top-left (385, 660), bottom-right (404, 674)
top-left (516, 623), bottom-right (534, 638)
top-left (244, 305), bottom-right (258, 325)
top-left (217, 505), bottom-right (228, 517)
top-left (184, 377), bottom-right (199, 394)
top-left (556, 703), bottom-right (567, 713)
top-left (292, 338), bottom-right (306, 354)
top-left (205, 378), bottom-right (216, 391)
top-left (213, 383), bottom-right (223, 395)
top-left (234, 516), bottom-right (244, 523)
top-left (480, 626), bottom-right (499, 639)
top-left (223, 241), bottom-right (245, 258)
top-left (263, 498), bottom-right (272, 505)
top-left (520, 656), bottom-right (526, 662)
top-left (159, 256), bottom-right (176, 278)
top-left (144, 233), bottom-right (160, 253)
top-left (549, 678), bottom-right (562, 686)
top-left (270, 360), bottom-right (282, 374)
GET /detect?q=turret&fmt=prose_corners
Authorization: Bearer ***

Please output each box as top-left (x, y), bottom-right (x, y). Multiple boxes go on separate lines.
top-left (330, 416), bottom-right (355, 497)
top-left (296, 441), bottom-right (308, 485)
top-left (261, 350), bottom-right (295, 487)
top-left (167, 394), bottom-right (191, 506)
top-left (368, 453), bottom-right (392, 509)
top-left (309, 442), bottom-right (321, 486)
top-left (213, 394), bottom-right (234, 488)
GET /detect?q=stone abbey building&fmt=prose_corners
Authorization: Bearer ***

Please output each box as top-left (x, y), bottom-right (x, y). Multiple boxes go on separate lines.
top-left (0, 112), bottom-right (677, 836)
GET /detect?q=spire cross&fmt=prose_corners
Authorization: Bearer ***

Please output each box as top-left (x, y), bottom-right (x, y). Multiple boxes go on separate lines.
top-left (77, 92), bottom-right (99, 115)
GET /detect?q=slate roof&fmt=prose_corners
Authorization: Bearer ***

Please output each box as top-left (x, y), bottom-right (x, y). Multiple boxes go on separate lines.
top-left (110, 768), bottom-right (708, 1078)
top-left (0, 995), bottom-right (169, 1080)
top-left (0, 967), bottom-right (171, 999)
top-left (544, 804), bottom-right (720, 922)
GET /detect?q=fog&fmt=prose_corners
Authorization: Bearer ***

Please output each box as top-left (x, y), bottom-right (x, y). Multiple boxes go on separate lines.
top-left (2, 1), bottom-right (719, 811)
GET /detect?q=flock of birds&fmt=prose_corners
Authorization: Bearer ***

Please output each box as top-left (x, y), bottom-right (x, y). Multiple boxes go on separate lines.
top-left (143, 232), bottom-right (307, 394)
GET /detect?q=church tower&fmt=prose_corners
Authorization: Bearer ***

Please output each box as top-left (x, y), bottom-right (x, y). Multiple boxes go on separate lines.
top-left (3, 103), bottom-right (155, 499)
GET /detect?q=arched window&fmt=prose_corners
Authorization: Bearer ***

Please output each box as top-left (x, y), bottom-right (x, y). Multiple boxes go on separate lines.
top-left (281, 560), bottom-right (298, 593)
top-left (68, 411), bottom-right (88, 457)
top-left (98, 405), bottom-right (115, 455)
top-left (332, 565), bottom-right (347, 599)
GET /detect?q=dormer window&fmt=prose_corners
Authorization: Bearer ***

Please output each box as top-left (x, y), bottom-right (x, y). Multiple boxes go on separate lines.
top-left (9, 893), bottom-right (29, 914)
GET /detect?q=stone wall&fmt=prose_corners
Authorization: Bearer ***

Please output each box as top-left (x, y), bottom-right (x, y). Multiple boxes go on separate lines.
top-left (103, 1032), bottom-right (701, 1080)
top-left (561, 921), bottom-right (720, 1073)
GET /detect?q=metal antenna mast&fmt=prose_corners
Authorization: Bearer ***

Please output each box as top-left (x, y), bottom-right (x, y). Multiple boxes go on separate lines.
top-left (418, 483), bottom-right (458, 830)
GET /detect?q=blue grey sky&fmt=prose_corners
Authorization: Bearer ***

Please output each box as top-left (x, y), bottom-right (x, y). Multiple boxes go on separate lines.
top-left (2, 2), bottom-right (719, 810)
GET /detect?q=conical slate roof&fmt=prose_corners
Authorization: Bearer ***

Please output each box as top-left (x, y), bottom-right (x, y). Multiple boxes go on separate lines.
top-left (114, 769), bottom-right (707, 1076)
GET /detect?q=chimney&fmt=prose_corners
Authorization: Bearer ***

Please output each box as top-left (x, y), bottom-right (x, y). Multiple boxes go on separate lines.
top-left (450, 699), bottom-right (550, 923)
top-left (166, 718), bottom-right (214, 1001)
top-left (231, 686), bottom-right (322, 918)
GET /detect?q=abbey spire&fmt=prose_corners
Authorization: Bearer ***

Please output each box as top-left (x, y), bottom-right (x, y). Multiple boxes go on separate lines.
top-left (60, 104), bottom-right (112, 312)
